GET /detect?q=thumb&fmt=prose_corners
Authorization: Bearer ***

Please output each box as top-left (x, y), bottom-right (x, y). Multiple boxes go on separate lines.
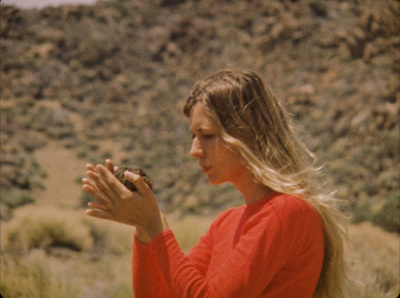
top-left (124, 171), bottom-right (149, 194)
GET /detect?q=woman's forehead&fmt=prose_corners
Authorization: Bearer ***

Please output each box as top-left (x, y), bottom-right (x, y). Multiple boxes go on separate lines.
top-left (189, 104), bottom-right (217, 132)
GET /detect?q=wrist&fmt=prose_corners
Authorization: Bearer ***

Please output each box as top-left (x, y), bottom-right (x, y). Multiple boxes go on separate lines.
top-left (146, 218), bottom-right (166, 241)
top-left (136, 227), bottom-right (152, 244)
top-left (136, 212), bottom-right (169, 243)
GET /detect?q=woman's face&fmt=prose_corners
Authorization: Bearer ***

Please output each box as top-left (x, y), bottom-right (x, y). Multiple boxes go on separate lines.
top-left (189, 104), bottom-right (250, 186)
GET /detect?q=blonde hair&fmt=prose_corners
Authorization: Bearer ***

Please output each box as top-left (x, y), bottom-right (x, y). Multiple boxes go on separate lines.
top-left (183, 68), bottom-right (350, 298)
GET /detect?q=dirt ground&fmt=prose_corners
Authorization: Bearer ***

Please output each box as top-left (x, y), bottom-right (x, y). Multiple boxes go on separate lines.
top-left (33, 140), bottom-right (84, 208)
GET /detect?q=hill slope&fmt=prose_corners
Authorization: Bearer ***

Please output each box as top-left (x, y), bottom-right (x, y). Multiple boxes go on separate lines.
top-left (1, 0), bottom-right (399, 230)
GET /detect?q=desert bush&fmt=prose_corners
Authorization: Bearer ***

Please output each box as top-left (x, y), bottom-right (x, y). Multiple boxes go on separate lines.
top-left (74, 141), bottom-right (106, 161)
top-left (17, 131), bottom-right (48, 152)
top-left (76, 147), bottom-right (88, 158)
top-left (1, 207), bottom-right (134, 296)
top-left (6, 208), bottom-right (94, 253)
top-left (0, 148), bottom-right (46, 197)
top-left (1, 189), bottom-right (35, 210)
top-left (62, 21), bottom-right (120, 67)
top-left (82, 218), bottom-right (133, 256)
top-left (0, 251), bottom-right (82, 298)
top-left (351, 195), bottom-right (373, 224)
top-left (28, 105), bottom-right (76, 139)
top-left (372, 192), bottom-right (400, 233)
top-left (0, 203), bottom-right (12, 221)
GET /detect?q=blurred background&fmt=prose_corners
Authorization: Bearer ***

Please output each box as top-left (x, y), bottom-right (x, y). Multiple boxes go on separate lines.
top-left (1, 0), bottom-right (399, 297)
top-left (3, 0), bottom-right (99, 9)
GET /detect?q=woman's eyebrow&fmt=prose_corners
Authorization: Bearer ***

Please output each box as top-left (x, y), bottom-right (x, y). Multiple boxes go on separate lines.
top-left (189, 127), bottom-right (213, 134)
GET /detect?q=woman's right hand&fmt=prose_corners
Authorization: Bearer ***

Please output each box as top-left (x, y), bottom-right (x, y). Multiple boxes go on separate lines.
top-left (82, 159), bottom-right (167, 243)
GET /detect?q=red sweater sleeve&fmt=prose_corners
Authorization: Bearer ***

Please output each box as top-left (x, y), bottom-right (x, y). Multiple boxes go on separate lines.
top-left (132, 232), bottom-right (172, 298)
top-left (186, 230), bottom-right (213, 277)
top-left (149, 195), bottom-right (324, 298)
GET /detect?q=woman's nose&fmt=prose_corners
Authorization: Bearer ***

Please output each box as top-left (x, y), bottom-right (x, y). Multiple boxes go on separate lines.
top-left (190, 138), bottom-right (204, 158)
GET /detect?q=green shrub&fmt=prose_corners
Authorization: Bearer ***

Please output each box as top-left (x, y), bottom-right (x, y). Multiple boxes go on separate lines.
top-left (351, 198), bottom-right (373, 224)
top-left (6, 209), bottom-right (94, 253)
top-left (1, 190), bottom-right (35, 210)
top-left (17, 132), bottom-right (48, 152)
top-left (372, 192), bottom-right (400, 233)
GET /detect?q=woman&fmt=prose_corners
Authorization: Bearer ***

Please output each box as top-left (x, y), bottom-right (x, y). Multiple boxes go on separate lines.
top-left (82, 68), bottom-right (349, 297)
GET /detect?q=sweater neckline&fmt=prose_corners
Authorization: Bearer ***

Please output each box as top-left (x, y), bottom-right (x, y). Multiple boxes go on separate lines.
top-left (243, 191), bottom-right (279, 213)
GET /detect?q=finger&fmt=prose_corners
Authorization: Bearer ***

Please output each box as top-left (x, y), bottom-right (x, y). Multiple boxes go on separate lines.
top-left (88, 201), bottom-right (110, 211)
top-left (106, 159), bottom-right (114, 173)
top-left (97, 165), bottom-right (131, 197)
top-left (82, 178), bottom-right (100, 194)
top-left (86, 169), bottom-right (118, 199)
top-left (86, 209), bottom-right (113, 220)
top-left (86, 163), bottom-right (97, 172)
top-left (84, 165), bottom-right (116, 207)
top-left (82, 176), bottom-right (104, 197)
top-left (82, 177), bottom-right (97, 188)
top-left (124, 171), bottom-right (151, 194)
top-left (82, 183), bottom-right (114, 209)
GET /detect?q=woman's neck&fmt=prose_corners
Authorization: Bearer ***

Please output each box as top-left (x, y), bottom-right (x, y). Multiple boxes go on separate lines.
top-left (232, 172), bottom-right (272, 205)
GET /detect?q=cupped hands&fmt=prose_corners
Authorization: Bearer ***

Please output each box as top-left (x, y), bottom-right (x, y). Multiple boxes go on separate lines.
top-left (82, 159), bottom-right (166, 242)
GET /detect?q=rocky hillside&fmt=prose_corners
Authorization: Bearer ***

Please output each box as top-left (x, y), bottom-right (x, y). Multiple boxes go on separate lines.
top-left (1, 0), bottom-right (399, 231)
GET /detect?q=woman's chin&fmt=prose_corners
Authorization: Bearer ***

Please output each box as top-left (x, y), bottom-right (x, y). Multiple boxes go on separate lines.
top-left (207, 176), bottom-right (224, 186)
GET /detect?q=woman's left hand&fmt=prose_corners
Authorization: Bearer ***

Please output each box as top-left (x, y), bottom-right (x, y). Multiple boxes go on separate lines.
top-left (82, 161), bottom-right (165, 240)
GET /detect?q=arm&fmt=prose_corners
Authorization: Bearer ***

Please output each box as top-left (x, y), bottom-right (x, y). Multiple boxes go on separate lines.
top-left (132, 231), bottom-right (173, 298)
top-left (186, 231), bottom-right (213, 277)
top-left (149, 212), bottom-right (291, 298)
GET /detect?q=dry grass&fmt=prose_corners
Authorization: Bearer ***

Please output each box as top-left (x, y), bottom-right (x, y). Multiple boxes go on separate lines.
top-left (1, 206), bottom-right (135, 298)
top-left (1, 211), bottom-right (399, 298)
top-left (169, 213), bottom-right (214, 253)
top-left (347, 222), bottom-right (400, 298)
top-left (1, 250), bottom-right (82, 298)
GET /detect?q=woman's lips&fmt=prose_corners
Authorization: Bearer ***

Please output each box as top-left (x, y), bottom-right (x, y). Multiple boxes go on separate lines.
top-left (200, 165), bottom-right (211, 173)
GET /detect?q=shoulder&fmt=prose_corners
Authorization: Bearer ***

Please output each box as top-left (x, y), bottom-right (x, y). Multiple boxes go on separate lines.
top-left (267, 194), bottom-right (324, 248)
top-left (267, 194), bottom-right (321, 226)
top-left (246, 194), bottom-right (323, 243)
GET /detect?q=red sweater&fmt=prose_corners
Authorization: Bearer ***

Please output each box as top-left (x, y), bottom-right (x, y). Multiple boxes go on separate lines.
top-left (132, 192), bottom-right (324, 298)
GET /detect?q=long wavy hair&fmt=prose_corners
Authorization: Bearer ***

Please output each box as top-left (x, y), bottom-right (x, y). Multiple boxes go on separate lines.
top-left (183, 68), bottom-right (350, 298)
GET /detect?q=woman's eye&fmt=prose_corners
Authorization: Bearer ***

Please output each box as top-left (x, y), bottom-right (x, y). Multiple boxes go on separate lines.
top-left (202, 134), bottom-right (214, 140)
top-left (190, 133), bottom-right (216, 141)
